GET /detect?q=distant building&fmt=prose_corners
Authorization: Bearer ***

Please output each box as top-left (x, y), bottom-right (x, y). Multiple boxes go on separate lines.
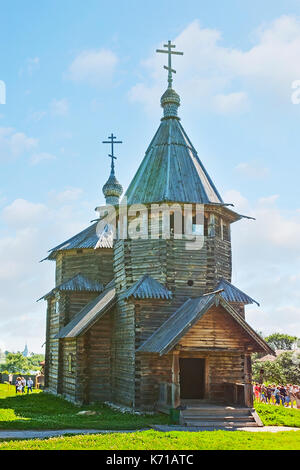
top-left (22, 344), bottom-right (29, 357)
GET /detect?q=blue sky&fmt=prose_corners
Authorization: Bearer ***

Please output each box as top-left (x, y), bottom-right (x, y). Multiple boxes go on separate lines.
top-left (0, 0), bottom-right (300, 353)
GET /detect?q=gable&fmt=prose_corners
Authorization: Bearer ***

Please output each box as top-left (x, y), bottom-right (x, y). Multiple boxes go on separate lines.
top-left (179, 304), bottom-right (261, 352)
top-left (137, 293), bottom-right (274, 355)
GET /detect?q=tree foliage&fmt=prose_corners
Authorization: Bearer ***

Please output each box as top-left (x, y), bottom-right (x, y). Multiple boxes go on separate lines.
top-left (264, 333), bottom-right (298, 350)
top-left (0, 352), bottom-right (44, 374)
top-left (252, 351), bottom-right (300, 385)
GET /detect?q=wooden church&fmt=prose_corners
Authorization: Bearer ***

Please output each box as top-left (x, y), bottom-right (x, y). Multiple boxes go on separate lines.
top-left (41, 41), bottom-right (273, 411)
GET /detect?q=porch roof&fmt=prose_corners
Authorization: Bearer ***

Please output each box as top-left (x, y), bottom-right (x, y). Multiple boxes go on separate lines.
top-left (137, 292), bottom-right (274, 356)
top-left (55, 281), bottom-right (116, 339)
top-left (37, 273), bottom-right (104, 301)
top-left (121, 275), bottom-right (172, 300)
top-left (216, 278), bottom-right (259, 306)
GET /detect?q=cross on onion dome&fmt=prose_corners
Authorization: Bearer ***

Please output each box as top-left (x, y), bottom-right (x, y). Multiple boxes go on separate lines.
top-left (156, 40), bottom-right (184, 89)
top-left (102, 133), bottom-right (122, 175)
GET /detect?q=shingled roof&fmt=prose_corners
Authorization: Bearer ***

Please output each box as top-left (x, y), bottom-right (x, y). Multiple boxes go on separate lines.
top-left (122, 275), bottom-right (172, 300)
top-left (43, 221), bottom-right (113, 260)
top-left (216, 278), bottom-right (259, 306)
top-left (124, 116), bottom-right (223, 206)
top-left (56, 281), bottom-right (116, 338)
top-left (38, 273), bottom-right (104, 301)
top-left (137, 293), bottom-right (274, 356)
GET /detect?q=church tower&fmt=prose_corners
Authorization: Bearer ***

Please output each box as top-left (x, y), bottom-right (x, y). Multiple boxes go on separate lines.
top-left (110, 41), bottom-right (272, 409)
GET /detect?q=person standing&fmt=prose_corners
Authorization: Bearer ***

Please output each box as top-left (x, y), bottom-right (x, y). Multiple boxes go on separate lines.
top-left (260, 384), bottom-right (267, 403)
top-left (16, 377), bottom-right (22, 394)
top-left (21, 377), bottom-right (26, 394)
top-left (27, 377), bottom-right (33, 394)
top-left (274, 385), bottom-right (280, 405)
top-left (279, 384), bottom-right (287, 406)
top-left (15, 377), bottom-right (19, 394)
top-left (266, 384), bottom-right (273, 404)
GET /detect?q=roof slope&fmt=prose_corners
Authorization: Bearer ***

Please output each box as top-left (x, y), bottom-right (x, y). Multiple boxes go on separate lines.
top-left (56, 281), bottom-right (116, 338)
top-left (137, 293), bottom-right (274, 356)
top-left (44, 221), bottom-right (113, 260)
top-left (216, 278), bottom-right (259, 306)
top-left (124, 117), bottom-right (223, 205)
top-left (38, 273), bottom-right (104, 301)
top-left (122, 275), bottom-right (172, 300)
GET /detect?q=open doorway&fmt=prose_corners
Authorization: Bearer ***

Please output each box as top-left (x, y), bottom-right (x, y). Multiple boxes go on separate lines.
top-left (179, 358), bottom-right (205, 399)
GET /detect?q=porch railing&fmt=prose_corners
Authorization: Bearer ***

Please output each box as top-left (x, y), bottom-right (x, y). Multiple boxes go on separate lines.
top-left (223, 382), bottom-right (253, 407)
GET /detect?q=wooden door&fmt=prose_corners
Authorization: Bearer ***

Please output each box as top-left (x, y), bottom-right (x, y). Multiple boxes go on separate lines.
top-left (179, 358), bottom-right (205, 399)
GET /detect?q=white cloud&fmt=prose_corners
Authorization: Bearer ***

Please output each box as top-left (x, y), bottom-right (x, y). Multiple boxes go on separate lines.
top-left (66, 49), bottom-right (118, 86)
top-left (225, 190), bottom-right (300, 336)
top-left (0, 127), bottom-right (38, 159)
top-left (235, 162), bottom-right (270, 179)
top-left (213, 92), bottom-right (250, 114)
top-left (0, 194), bottom-right (96, 352)
top-left (29, 110), bottom-right (47, 122)
top-left (50, 98), bottom-right (69, 116)
top-left (50, 187), bottom-right (83, 203)
top-left (2, 199), bottom-right (47, 228)
top-left (30, 152), bottom-right (56, 165)
top-left (19, 57), bottom-right (40, 77)
top-left (129, 16), bottom-right (300, 114)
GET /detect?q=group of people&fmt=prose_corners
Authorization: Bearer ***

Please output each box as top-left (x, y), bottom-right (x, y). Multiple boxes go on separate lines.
top-left (253, 383), bottom-right (300, 408)
top-left (15, 376), bottom-right (34, 394)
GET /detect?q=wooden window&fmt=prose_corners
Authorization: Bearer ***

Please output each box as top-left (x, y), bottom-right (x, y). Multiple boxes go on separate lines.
top-left (223, 222), bottom-right (231, 242)
top-left (67, 353), bottom-right (74, 373)
top-left (208, 214), bottom-right (215, 237)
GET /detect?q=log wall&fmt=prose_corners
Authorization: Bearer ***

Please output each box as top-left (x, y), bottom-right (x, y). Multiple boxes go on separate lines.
top-left (55, 248), bottom-right (114, 286)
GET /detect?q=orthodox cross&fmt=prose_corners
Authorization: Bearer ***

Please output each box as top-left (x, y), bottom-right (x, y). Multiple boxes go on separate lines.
top-left (102, 133), bottom-right (122, 175)
top-left (156, 40), bottom-right (183, 89)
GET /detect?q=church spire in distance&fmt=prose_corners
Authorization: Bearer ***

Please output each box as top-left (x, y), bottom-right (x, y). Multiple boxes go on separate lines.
top-left (102, 133), bottom-right (123, 205)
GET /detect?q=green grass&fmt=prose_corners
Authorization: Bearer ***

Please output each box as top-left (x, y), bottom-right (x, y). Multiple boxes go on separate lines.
top-left (0, 384), bottom-right (168, 430)
top-left (254, 402), bottom-right (300, 427)
top-left (0, 429), bottom-right (300, 450)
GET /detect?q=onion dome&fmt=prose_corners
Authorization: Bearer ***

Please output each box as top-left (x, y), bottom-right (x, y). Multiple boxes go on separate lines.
top-left (102, 167), bottom-right (123, 205)
top-left (160, 87), bottom-right (180, 119)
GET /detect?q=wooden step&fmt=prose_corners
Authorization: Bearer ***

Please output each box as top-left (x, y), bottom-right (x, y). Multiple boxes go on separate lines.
top-left (182, 415), bottom-right (255, 422)
top-left (183, 420), bottom-right (258, 428)
top-left (181, 409), bottom-right (252, 417)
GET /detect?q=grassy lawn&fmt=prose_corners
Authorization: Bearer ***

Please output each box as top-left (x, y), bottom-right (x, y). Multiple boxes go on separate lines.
top-left (1, 385), bottom-right (300, 449)
top-left (0, 429), bottom-right (299, 450)
top-left (254, 402), bottom-right (300, 427)
top-left (0, 384), bottom-right (168, 430)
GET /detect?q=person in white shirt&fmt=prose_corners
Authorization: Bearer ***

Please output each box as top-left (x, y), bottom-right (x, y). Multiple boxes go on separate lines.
top-left (27, 377), bottom-right (33, 394)
top-left (21, 377), bottom-right (26, 394)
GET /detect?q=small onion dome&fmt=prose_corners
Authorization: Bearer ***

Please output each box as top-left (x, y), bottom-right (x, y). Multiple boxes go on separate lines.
top-left (160, 87), bottom-right (180, 119)
top-left (102, 172), bottom-right (123, 205)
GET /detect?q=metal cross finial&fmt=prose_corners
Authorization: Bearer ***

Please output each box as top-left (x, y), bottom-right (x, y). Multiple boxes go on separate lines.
top-left (156, 40), bottom-right (184, 89)
top-left (102, 133), bottom-right (122, 175)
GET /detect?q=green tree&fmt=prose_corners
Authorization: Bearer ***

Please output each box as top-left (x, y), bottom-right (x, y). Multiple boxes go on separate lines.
top-left (2, 353), bottom-right (30, 373)
top-left (252, 351), bottom-right (300, 385)
top-left (265, 333), bottom-right (298, 350)
top-left (277, 351), bottom-right (300, 384)
top-left (27, 354), bottom-right (44, 370)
